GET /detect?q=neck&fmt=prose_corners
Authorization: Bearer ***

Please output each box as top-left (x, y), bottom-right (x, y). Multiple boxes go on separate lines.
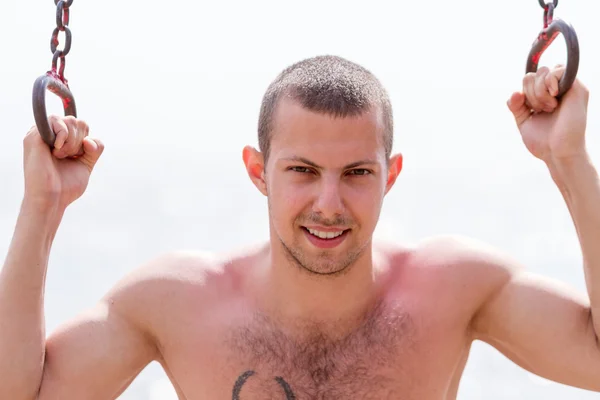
top-left (254, 241), bottom-right (386, 333)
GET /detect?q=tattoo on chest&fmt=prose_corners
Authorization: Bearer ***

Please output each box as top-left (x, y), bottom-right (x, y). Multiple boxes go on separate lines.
top-left (232, 370), bottom-right (296, 400)
top-left (228, 300), bottom-right (414, 399)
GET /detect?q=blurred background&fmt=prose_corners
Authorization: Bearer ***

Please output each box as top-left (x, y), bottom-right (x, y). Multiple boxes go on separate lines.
top-left (1, 0), bottom-right (599, 398)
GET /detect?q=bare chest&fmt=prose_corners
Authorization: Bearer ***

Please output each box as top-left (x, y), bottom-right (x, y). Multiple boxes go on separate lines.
top-left (223, 343), bottom-right (411, 399)
top-left (226, 311), bottom-right (413, 399)
top-left (160, 303), bottom-right (466, 400)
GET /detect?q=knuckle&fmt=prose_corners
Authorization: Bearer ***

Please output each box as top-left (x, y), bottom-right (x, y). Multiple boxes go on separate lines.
top-left (535, 75), bottom-right (546, 86)
top-left (78, 123), bottom-right (89, 137)
top-left (536, 84), bottom-right (548, 96)
top-left (536, 66), bottom-right (550, 76)
top-left (65, 137), bottom-right (82, 151)
top-left (55, 130), bottom-right (67, 142)
top-left (63, 116), bottom-right (78, 129)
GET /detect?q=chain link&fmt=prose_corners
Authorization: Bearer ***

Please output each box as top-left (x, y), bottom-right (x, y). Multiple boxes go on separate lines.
top-left (49, 0), bottom-right (73, 81)
top-left (538, 0), bottom-right (558, 8)
top-left (542, 2), bottom-right (555, 29)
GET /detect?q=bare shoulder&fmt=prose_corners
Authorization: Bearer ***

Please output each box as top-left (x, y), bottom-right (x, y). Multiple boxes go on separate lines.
top-left (413, 234), bottom-right (521, 275)
top-left (111, 249), bottom-right (232, 290)
top-left (379, 234), bottom-right (520, 276)
top-left (101, 246), bottom-right (262, 332)
top-left (37, 250), bottom-right (241, 399)
top-left (377, 235), bottom-right (523, 316)
top-left (422, 235), bottom-right (527, 311)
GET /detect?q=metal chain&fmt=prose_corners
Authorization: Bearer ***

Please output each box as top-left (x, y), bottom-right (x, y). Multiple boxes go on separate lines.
top-left (32, 0), bottom-right (77, 148)
top-left (538, 0), bottom-right (558, 8)
top-left (542, 2), bottom-right (555, 29)
top-left (49, 0), bottom-right (73, 82)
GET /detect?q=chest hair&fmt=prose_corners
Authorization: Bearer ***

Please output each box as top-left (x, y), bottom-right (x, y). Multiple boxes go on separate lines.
top-left (227, 301), bottom-right (416, 399)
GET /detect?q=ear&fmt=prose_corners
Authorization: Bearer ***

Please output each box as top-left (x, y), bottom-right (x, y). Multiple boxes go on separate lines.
top-left (384, 153), bottom-right (403, 194)
top-left (242, 145), bottom-right (268, 196)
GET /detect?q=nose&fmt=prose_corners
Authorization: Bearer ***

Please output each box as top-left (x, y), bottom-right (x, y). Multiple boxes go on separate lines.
top-left (313, 176), bottom-right (345, 219)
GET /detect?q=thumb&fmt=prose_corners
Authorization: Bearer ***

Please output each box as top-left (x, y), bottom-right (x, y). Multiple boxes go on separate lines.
top-left (79, 137), bottom-right (105, 171)
top-left (507, 91), bottom-right (531, 127)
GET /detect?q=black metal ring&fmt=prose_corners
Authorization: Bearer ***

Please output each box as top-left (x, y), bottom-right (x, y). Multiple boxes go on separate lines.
top-left (526, 18), bottom-right (579, 98)
top-left (32, 73), bottom-right (77, 147)
top-left (50, 26), bottom-right (71, 56)
top-left (538, 0), bottom-right (558, 8)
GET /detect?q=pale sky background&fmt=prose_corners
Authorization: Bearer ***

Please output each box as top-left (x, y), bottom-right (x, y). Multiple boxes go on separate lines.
top-left (1, 0), bottom-right (600, 399)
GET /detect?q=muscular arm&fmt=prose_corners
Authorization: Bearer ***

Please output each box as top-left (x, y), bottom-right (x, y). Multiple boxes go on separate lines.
top-left (38, 264), bottom-right (160, 400)
top-left (472, 262), bottom-right (599, 390)
top-left (0, 201), bottom-right (60, 399)
top-left (471, 153), bottom-right (600, 391)
top-left (0, 200), bottom-right (159, 400)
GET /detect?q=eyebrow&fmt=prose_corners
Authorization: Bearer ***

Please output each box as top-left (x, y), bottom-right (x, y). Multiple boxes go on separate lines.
top-left (282, 156), bottom-right (378, 170)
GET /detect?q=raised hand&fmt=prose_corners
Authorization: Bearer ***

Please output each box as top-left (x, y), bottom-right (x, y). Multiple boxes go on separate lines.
top-left (507, 65), bottom-right (589, 162)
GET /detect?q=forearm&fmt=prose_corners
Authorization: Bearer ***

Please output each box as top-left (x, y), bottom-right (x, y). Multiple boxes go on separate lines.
top-left (547, 151), bottom-right (600, 338)
top-left (0, 199), bottom-right (64, 399)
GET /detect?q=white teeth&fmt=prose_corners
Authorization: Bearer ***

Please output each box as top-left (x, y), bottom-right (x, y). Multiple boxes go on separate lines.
top-left (307, 228), bottom-right (344, 239)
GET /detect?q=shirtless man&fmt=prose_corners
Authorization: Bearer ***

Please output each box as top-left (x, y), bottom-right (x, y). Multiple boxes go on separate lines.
top-left (1, 55), bottom-right (599, 399)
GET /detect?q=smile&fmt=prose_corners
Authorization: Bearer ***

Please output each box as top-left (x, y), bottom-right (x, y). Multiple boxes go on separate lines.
top-left (306, 228), bottom-right (345, 239)
top-left (302, 227), bottom-right (350, 249)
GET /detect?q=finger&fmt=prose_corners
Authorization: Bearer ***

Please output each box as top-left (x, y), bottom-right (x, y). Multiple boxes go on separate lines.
top-left (543, 65), bottom-right (566, 109)
top-left (507, 91), bottom-right (531, 127)
top-left (546, 64), bottom-right (565, 97)
top-left (49, 115), bottom-right (69, 150)
top-left (523, 72), bottom-right (544, 112)
top-left (79, 137), bottom-right (105, 172)
top-left (544, 72), bottom-right (559, 109)
top-left (534, 67), bottom-right (557, 112)
top-left (72, 119), bottom-right (90, 157)
top-left (53, 116), bottom-right (79, 158)
top-left (76, 119), bottom-right (90, 139)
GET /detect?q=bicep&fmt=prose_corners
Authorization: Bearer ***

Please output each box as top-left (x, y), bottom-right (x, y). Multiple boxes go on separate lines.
top-left (38, 298), bottom-right (158, 400)
top-left (472, 268), bottom-right (600, 390)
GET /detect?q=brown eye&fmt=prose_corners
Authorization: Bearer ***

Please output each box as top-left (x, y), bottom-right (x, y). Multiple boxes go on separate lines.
top-left (290, 166), bottom-right (312, 173)
top-left (347, 169), bottom-right (371, 176)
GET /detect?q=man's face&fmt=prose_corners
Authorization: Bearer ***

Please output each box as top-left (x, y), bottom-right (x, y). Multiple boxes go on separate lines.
top-left (259, 98), bottom-right (401, 276)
